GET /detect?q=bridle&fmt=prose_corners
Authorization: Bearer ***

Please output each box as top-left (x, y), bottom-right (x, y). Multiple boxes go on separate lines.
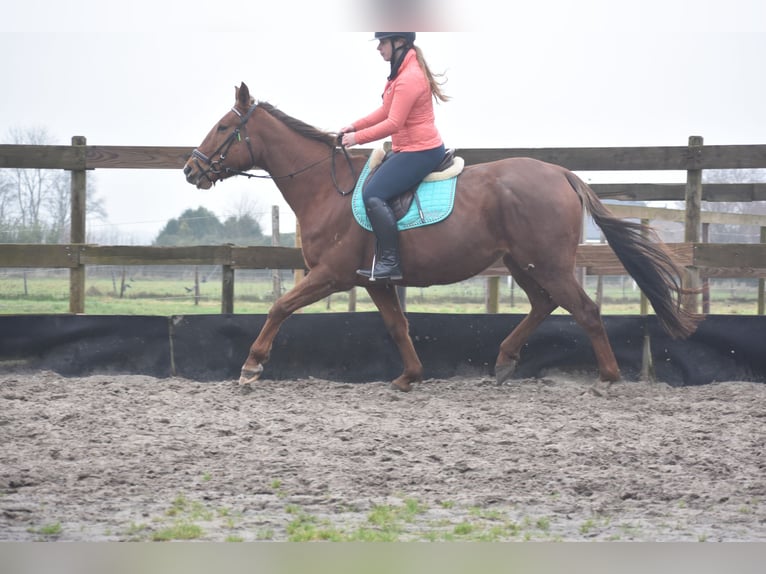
top-left (189, 104), bottom-right (258, 188)
top-left (189, 103), bottom-right (358, 196)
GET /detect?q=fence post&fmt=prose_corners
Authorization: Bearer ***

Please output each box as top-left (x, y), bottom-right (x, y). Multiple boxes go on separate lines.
top-left (595, 233), bottom-right (605, 307)
top-left (272, 206), bottom-right (282, 304)
top-left (294, 220), bottom-right (304, 295)
top-left (701, 222), bottom-right (710, 313)
top-left (485, 277), bottom-right (500, 313)
top-left (193, 266), bottom-right (200, 306)
top-left (221, 264), bottom-right (234, 313)
top-left (760, 227), bottom-right (766, 315)
top-left (639, 219), bottom-right (654, 381)
top-left (69, 135), bottom-right (87, 314)
top-left (683, 135), bottom-right (703, 314)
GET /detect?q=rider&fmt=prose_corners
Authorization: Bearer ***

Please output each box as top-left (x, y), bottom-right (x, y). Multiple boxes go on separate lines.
top-left (340, 32), bottom-right (449, 281)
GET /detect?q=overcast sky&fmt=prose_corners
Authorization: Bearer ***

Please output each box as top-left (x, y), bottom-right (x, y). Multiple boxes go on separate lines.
top-left (2, 0), bottom-right (765, 242)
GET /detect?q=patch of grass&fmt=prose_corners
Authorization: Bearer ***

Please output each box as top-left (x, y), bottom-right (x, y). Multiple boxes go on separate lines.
top-left (270, 479), bottom-right (288, 499)
top-left (152, 522), bottom-right (204, 541)
top-left (285, 508), bottom-right (344, 542)
top-left (578, 516), bottom-right (612, 536)
top-left (346, 527), bottom-right (400, 542)
top-left (618, 522), bottom-right (643, 539)
top-left (367, 498), bottom-right (427, 535)
top-left (535, 517), bottom-right (551, 532)
top-left (402, 497), bottom-right (428, 521)
top-left (130, 492), bottom-right (243, 541)
top-left (367, 504), bottom-right (402, 533)
top-left (124, 522), bottom-right (152, 541)
top-left (2, 274), bottom-right (760, 316)
top-left (469, 507), bottom-right (505, 521)
top-left (580, 518), bottom-right (596, 535)
top-left (29, 522), bottom-right (62, 537)
top-left (166, 494), bottom-right (213, 521)
top-left (453, 521), bottom-right (475, 536)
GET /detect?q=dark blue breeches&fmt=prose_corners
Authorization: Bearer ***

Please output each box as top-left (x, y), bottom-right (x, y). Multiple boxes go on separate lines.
top-left (362, 144), bottom-right (446, 205)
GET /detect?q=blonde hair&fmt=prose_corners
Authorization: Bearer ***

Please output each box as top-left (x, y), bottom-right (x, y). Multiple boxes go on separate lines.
top-left (414, 45), bottom-right (450, 103)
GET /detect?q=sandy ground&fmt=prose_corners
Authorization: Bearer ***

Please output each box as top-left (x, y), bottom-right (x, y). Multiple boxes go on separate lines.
top-left (1, 370), bottom-right (764, 542)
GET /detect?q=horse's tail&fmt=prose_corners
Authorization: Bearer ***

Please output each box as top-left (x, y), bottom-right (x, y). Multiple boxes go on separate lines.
top-left (564, 171), bottom-right (703, 339)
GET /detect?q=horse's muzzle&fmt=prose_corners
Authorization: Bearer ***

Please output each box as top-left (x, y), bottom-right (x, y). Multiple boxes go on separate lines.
top-left (183, 163), bottom-right (212, 189)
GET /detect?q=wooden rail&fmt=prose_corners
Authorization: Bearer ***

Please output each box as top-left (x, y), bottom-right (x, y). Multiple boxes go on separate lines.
top-left (1, 241), bottom-right (764, 312)
top-left (4, 242), bottom-right (765, 277)
top-left (3, 143), bottom-right (766, 171)
top-left (1, 138), bottom-right (765, 314)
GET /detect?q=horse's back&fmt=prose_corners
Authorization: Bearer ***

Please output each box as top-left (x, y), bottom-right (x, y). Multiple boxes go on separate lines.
top-left (456, 156), bottom-right (583, 220)
top-left (396, 156), bottom-right (583, 286)
top-left (462, 156), bottom-right (573, 189)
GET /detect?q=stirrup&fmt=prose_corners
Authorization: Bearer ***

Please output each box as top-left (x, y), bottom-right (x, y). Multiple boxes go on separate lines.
top-left (356, 253), bottom-right (377, 280)
top-left (356, 254), bottom-right (402, 282)
top-left (357, 268), bottom-right (403, 282)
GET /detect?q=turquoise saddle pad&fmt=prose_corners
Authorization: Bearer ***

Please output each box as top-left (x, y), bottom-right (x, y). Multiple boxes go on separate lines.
top-left (351, 156), bottom-right (458, 231)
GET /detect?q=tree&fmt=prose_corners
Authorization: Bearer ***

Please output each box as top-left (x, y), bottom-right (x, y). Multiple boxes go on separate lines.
top-left (154, 205), bottom-right (268, 246)
top-left (0, 175), bottom-right (14, 241)
top-left (223, 194), bottom-right (266, 245)
top-left (222, 213), bottom-right (264, 245)
top-left (154, 206), bottom-right (224, 246)
top-left (0, 127), bottom-right (106, 243)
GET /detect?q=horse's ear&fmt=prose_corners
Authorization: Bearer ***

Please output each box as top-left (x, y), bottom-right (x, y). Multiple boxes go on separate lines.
top-left (236, 82), bottom-right (251, 107)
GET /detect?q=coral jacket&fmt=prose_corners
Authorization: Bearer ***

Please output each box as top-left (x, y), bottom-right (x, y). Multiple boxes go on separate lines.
top-left (351, 49), bottom-right (443, 152)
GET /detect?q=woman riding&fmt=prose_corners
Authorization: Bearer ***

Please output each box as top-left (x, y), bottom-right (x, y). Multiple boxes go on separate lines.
top-left (340, 32), bottom-right (450, 281)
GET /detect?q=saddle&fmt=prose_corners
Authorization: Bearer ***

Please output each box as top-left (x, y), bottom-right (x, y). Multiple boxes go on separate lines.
top-left (365, 148), bottom-right (464, 220)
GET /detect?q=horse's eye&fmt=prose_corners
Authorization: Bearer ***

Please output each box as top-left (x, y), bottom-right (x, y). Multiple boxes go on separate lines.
top-left (217, 124), bottom-right (228, 132)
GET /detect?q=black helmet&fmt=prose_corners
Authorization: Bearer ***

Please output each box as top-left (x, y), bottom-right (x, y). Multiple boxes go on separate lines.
top-left (374, 32), bottom-right (416, 43)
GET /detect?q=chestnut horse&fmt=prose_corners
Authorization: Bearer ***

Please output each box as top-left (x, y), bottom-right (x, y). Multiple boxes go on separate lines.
top-left (183, 82), bottom-right (701, 391)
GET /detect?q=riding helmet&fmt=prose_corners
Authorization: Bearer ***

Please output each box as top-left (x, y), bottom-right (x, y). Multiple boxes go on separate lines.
top-left (374, 32), bottom-right (416, 43)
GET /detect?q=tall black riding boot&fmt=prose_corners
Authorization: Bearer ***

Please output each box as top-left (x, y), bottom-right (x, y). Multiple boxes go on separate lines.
top-left (357, 197), bottom-right (403, 281)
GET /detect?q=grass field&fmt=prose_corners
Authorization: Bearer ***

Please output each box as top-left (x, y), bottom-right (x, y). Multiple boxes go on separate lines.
top-left (0, 267), bottom-right (762, 316)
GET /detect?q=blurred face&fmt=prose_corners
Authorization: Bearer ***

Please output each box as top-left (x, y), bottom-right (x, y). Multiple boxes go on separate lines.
top-left (376, 37), bottom-right (406, 62)
top-left (376, 38), bottom-right (394, 61)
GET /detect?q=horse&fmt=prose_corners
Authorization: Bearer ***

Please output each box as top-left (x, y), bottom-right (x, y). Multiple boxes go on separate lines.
top-left (183, 82), bottom-right (702, 392)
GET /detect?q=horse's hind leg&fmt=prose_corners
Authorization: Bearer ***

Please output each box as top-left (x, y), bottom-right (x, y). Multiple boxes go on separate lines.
top-left (365, 283), bottom-right (423, 392)
top-left (495, 256), bottom-right (558, 383)
top-left (534, 268), bottom-right (621, 384)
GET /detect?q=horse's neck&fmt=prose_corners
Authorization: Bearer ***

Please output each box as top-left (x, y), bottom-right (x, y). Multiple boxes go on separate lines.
top-left (261, 130), bottom-right (359, 230)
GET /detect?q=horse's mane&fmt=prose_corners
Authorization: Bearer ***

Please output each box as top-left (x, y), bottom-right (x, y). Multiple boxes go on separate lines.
top-left (257, 101), bottom-right (337, 148)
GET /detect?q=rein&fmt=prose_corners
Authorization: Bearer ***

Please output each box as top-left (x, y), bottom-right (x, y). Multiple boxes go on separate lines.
top-left (191, 104), bottom-right (357, 196)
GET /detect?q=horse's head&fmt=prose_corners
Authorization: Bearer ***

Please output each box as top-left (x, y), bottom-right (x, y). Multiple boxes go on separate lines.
top-left (183, 82), bottom-right (260, 189)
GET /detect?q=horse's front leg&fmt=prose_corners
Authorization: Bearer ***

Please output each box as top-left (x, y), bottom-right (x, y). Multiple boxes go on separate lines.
top-left (240, 269), bottom-right (341, 385)
top-left (365, 284), bottom-right (423, 392)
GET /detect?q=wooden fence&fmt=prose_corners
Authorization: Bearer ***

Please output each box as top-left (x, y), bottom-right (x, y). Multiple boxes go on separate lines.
top-left (1, 136), bottom-right (765, 314)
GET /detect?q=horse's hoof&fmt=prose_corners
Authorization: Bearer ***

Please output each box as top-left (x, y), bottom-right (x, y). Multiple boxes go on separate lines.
top-left (588, 380), bottom-right (612, 397)
top-left (239, 364), bottom-right (264, 385)
top-left (494, 360), bottom-right (517, 385)
top-left (391, 379), bottom-right (413, 392)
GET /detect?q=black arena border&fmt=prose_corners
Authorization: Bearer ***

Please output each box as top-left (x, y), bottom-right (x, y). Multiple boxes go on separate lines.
top-left (0, 314), bottom-right (764, 386)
